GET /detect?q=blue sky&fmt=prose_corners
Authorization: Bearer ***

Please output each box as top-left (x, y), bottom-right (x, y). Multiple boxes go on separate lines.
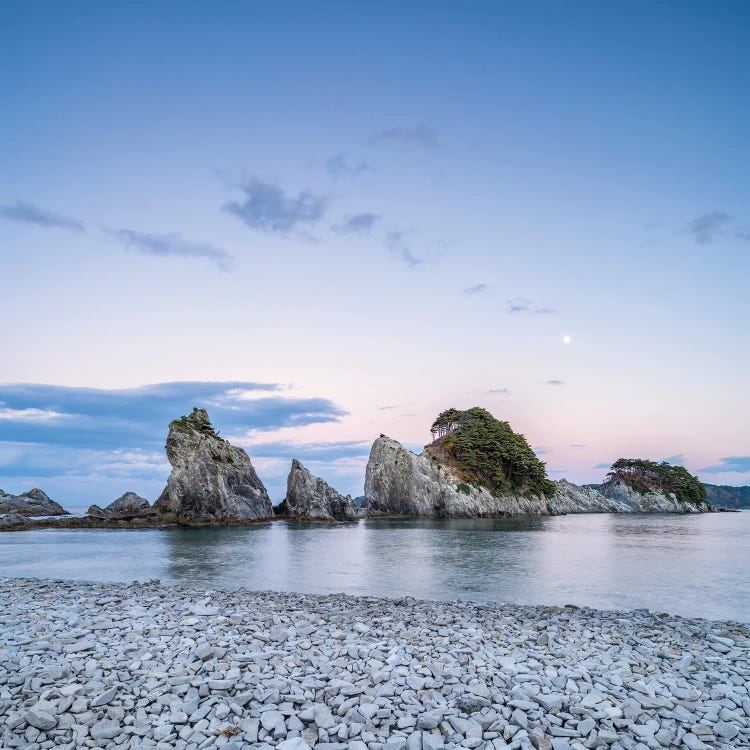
top-left (1, 1), bottom-right (749, 507)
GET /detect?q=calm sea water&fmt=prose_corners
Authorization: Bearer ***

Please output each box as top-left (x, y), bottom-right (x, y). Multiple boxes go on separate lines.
top-left (1, 512), bottom-right (748, 622)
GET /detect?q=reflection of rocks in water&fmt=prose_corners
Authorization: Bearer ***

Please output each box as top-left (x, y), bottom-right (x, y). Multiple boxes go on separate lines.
top-left (162, 525), bottom-right (275, 585)
top-left (604, 514), bottom-right (701, 539)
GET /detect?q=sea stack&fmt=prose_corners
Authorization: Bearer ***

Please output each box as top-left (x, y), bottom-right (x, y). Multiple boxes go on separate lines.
top-left (597, 458), bottom-right (710, 513)
top-left (153, 408), bottom-right (273, 522)
top-left (0, 488), bottom-right (68, 517)
top-left (279, 459), bottom-right (358, 521)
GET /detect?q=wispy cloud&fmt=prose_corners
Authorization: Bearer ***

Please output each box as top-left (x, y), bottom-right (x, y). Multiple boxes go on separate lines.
top-left (700, 456), bottom-right (750, 474)
top-left (385, 230), bottom-right (422, 267)
top-left (534, 446), bottom-right (550, 455)
top-left (546, 379), bottom-right (565, 385)
top-left (687, 211), bottom-right (732, 244)
top-left (223, 179), bottom-right (327, 234)
top-left (0, 200), bottom-right (84, 232)
top-left (508, 297), bottom-right (556, 314)
top-left (463, 283), bottom-right (490, 296)
top-left (370, 124), bottom-right (438, 148)
top-left (333, 213), bottom-right (380, 235)
top-left (570, 444), bottom-right (586, 449)
top-left (110, 229), bottom-right (234, 271)
top-left (508, 297), bottom-right (532, 314)
top-left (0, 407), bottom-right (69, 422)
top-left (486, 388), bottom-right (509, 395)
top-left (593, 462), bottom-right (611, 470)
top-left (326, 153), bottom-right (371, 180)
top-left (378, 404), bottom-right (412, 411)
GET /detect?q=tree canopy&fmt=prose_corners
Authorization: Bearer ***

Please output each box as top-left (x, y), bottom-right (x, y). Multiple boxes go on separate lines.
top-left (429, 407), bottom-right (554, 497)
top-left (606, 458), bottom-right (707, 506)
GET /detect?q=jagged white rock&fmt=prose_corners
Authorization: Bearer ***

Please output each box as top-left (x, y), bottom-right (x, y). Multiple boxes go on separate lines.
top-left (279, 459), bottom-right (358, 521)
top-left (152, 408), bottom-right (273, 522)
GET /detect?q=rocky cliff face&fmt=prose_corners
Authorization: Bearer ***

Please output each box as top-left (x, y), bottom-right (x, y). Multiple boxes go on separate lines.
top-left (598, 479), bottom-right (708, 513)
top-left (152, 408), bottom-right (273, 522)
top-left (363, 436), bottom-right (711, 517)
top-left (279, 459), bottom-right (358, 521)
top-left (87, 491), bottom-right (152, 518)
top-left (363, 435), bottom-right (553, 517)
top-left (0, 488), bottom-right (68, 517)
top-left (547, 480), bottom-right (632, 513)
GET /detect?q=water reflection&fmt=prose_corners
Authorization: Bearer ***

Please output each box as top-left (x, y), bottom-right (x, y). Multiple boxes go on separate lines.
top-left (0, 512), bottom-right (747, 621)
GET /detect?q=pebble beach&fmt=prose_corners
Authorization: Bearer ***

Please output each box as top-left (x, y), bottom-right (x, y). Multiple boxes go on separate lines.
top-left (1, 577), bottom-right (748, 750)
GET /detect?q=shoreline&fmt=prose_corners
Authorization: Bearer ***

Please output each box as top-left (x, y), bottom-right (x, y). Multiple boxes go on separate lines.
top-left (0, 507), bottom-right (728, 533)
top-left (1, 577), bottom-right (748, 749)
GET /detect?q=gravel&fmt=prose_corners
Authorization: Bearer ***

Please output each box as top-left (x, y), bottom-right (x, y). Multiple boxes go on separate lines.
top-left (0, 576), bottom-right (748, 749)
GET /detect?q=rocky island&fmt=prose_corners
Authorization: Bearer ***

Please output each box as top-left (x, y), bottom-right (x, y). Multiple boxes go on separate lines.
top-left (275, 459), bottom-right (359, 522)
top-left (0, 405), bottom-right (716, 531)
top-left (362, 408), bottom-right (711, 518)
top-left (0, 487), bottom-right (68, 518)
top-left (152, 408), bottom-right (274, 522)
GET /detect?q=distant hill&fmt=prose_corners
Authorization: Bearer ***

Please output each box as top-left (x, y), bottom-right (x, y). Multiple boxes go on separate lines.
top-left (704, 484), bottom-right (750, 509)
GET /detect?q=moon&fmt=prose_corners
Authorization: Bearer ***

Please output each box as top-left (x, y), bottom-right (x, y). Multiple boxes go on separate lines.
top-left (562, 335), bottom-right (572, 345)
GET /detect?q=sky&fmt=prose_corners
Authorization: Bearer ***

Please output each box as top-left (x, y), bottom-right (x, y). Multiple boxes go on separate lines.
top-left (1, 1), bottom-right (749, 507)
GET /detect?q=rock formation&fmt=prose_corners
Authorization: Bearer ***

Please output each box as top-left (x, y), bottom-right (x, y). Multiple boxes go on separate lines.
top-left (0, 512), bottom-right (30, 528)
top-left (152, 408), bottom-right (273, 522)
top-left (86, 492), bottom-right (151, 518)
top-left (363, 435), bottom-right (552, 517)
top-left (278, 459), bottom-right (358, 521)
top-left (0, 488), bottom-right (68, 517)
top-left (547, 479), bottom-right (631, 514)
top-left (598, 479), bottom-right (706, 513)
top-left (363, 436), bottom-right (712, 517)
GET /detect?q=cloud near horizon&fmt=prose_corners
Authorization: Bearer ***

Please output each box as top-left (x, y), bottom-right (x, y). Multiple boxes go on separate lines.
top-left (223, 179), bottom-right (327, 234)
top-left (0, 381), bottom-right (350, 504)
top-left (700, 456), bottom-right (750, 474)
top-left (0, 200), bottom-right (84, 232)
top-left (110, 229), bottom-right (234, 271)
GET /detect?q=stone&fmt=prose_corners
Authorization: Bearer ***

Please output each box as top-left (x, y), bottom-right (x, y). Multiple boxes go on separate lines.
top-left (90, 719), bottom-right (122, 741)
top-left (0, 576), bottom-right (747, 750)
top-left (91, 686), bottom-right (117, 706)
top-left (278, 739), bottom-right (313, 750)
top-left (278, 459), bottom-right (358, 522)
top-left (24, 709), bottom-right (57, 731)
top-left (152, 407), bottom-right (273, 521)
top-left (0, 488), bottom-right (68, 517)
top-left (87, 491), bottom-right (151, 517)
